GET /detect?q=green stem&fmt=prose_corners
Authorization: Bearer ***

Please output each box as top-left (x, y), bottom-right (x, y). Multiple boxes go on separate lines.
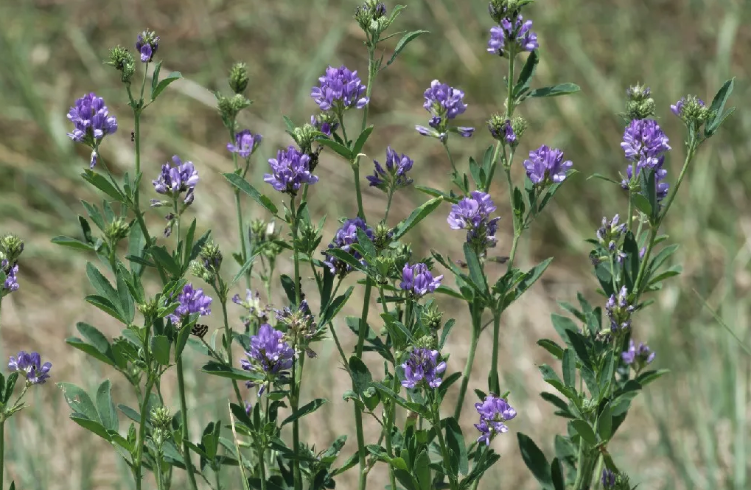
top-left (290, 194), bottom-right (303, 490)
top-left (220, 299), bottom-right (244, 403)
top-left (433, 407), bottom-right (458, 490)
top-left (489, 309), bottom-right (502, 393)
top-left (229, 127), bottom-right (251, 290)
top-left (442, 141), bottom-right (458, 175)
top-left (134, 112), bottom-right (142, 211)
top-left (134, 378), bottom-right (155, 490)
top-left (377, 287), bottom-right (398, 490)
top-left (258, 396), bottom-right (270, 490)
top-left (454, 306), bottom-right (481, 420)
top-left (353, 165), bottom-right (365, 220)
top-left (0, 420), bottom-right (4, 490)
top-left (355, 281), bottom-right (373, 490)
top-left (361, 45), bottom-right (376, 133)
top-left (177, 357), bottom-right (199, 490)
top-left (483, 142), bottom-right (503, 193)
top-left (505, 167), bottom-right (522, 269)
top-left (384, 190), bottom-right (394, 223)
top-left (154, 449), bottom-right (166, 490)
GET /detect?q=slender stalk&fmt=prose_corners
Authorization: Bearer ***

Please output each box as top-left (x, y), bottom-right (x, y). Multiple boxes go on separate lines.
top-left (483, 142), bottom-right (503, 193)
top-left (229, 127), bottom-right (251, 290)
top-left (0, 420), bottom-right (4, 490)
top-left (505, 168), bottom-right (522, 269)
top-left (134, 112), bottom-right (142, 210)
top-left (220, 299), bottom-right (244, 403)
top-left (489, 309), bottom-right (502, 392)
top-left (257, 396), bottom-right (270, 490)
top-left (378, 287), bottom-right (397, 490)
top-left (355, 281), bottom-right (373, 490)
top-left (290, 194), bottom-right (303, 490)
top-left (353, 165), bottom-right (365, 220)
top-left (134, 378), bottom-right (155, 490)
top-left (442, 141), bottom-right (459, 175)
top-left (454, 306), bottom-right (481, 420)
top-left (177, 357), bottom-right (199, 490)
top-left (384, 190), bottom-right (394, 223)
top-left (433, 408), bottom-right (458, 490)
top-left (361, 45), bottom-right (376, 133)
top-left (485, 51), bottom-right (517, 192)
top-left (573, 441), bottom-right (597, 490)
top-left (154, 450), bottom-right (166, 490)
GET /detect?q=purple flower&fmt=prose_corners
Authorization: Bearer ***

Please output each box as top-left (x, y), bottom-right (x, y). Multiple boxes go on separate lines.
top-left (2, 259), bottom-right (19, 293)
top-left (366, 147), bottom-right (414, 192)
top-left (601, 469), bottom-right (616, 489)
top-left (152, 155), bottom-right (199, 204)
top-left (447, 191), bottom-right (501, 250)
top-left (244, 401), bottom-right (252, 416)
top-left (488, 118), bottom-right (516, 145)
top-left (606, 286), bottom-right (634, 332)
top-left (135, 30), bottom-right (160, 63)
top-left (311, 66), bottom-right (368, 112)
top-left (671, 96), bottom-right (704, 118)
top-left (621, 119), bottom-right (671, 169)
top-left (227, 129), bottom-right (262, 159)
top-left (596, 215), bottom-right (627, 261)
top-left (523, 145), bottom-right (573, 185)
top-left (233, 289), bottom-right (268, 322)
top-left (168, 283), bottom-right (212, 325)
top-left (621, 339), bottom-right (655, 367)
top-left (241, 323), bottom-right (294, 375)
top-left (66, 93), bottom-right (118, 155)
top-left (401, 348), bottom-right (446, 389)
top-left (417, 80), bottom-right (474, 139)
top-left (311, 114), bottom-right (339, 137)
top-left (323, 217), bottom-right (374, 277)
top-left (474, 394), bottom-right (517, 445)
top-left (264, 146), bottom-right (318, 194)
top-left (9, 351), bottom-right (52, 385)
top-left (400, 263), bottom-right (443, 298)
top-left (620, 155), bottom-right (670, 202)
top-left (487, 15), bottom-right (538, 56)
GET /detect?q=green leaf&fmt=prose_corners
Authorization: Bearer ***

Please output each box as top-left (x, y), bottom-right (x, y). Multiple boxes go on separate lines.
top-left (318, 138), bottom-right (353, 160)
top-left (550, 314), bottom-right (578, 346)
top-left (551, 458), bottom-right (565, 490)
top-left (282, 398), bottom-right (327, 426)
top-left (565, 330), bottom-right (593, 370)
top-left (414, 449), bottom-right (432, 490)
top-left (537, 339), bottom-right (564, 359)
top-left (81, 170), bottom-right (125, 202)
top-left (151, 335), bottom-right (171, 365)
top-left (395, 469), bottom-right (418, 490)
top-left (587, 173), bottom-right (621, 184)
top-left (70, 414), bottom-right (111, 441)
top-left (597, 404), bottom-right (613, 441)
top-left (517, 433), bottom-right (553, 489)
top-left (175, 324), bottom-right (192, 360)
top-left (223, 173), bottom-right (279, 216)
top-left (630, 193), bottom-right (652, 217)
top-left (528, 83), bottom-right (580, 99)
top-left (326, 248), bottom-right (365, 271)
top-left (116, 268), bottom-right (135, 323)
top-left (392, 197), bottom-right (442, 240)
top-left (562, 349), bottom-right (575, 388)
top-left (463, 242), bottom-right (488, 296)
top-left (572, 419), bottom-right (597, 445)
top-left (201, 361), bottom-right (263, 382)
top-left (66, 337), bottom-right (116, 367)
top-left (86, 263), bottom-right (122, 315)
top-left (151, 71), bottom-right (182, 101)
top-left (85, 295), bottom-right (125, 323)
top-left (51, 236), bottom-right (95, 252)
top-left (705, 78), bottom-right (735, 136)
top-left (127, 223), bottom-right (146, 275)
top-left (77, 322), bottom-right (114, 358)
top-left (514, 50), bottom-right (539, 99)
top-left (59, 383), bottom-right (101, 423)
top-left (352, 125), bottom-right (374, 156)
top-left (96, 380), bottom-right (119, 432)
top-left (348, 356), bottom-right (372, 396)
top-left (634, 369), bottom-right (669, 387)
top-left (516, 257), bottom-right (553, 296)
top-left (445, 417), bottom-right (468, 475)
top-left (150, 60), bottom-right (163, 98)
top-left (539, 365), bottom-right (575, 401)
top-left (386, 30), bottom-right (429, 67)
top-left (3, 373), bottom-right (18, 404)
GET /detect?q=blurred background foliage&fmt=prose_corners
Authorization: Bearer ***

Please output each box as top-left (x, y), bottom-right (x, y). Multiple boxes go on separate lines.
top-left (0, 0), bottom-right (749, 488)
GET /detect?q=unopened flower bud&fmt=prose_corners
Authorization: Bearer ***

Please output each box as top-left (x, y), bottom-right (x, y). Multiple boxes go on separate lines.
top-left (228, 62), bottom-right (249, 95)
top-left (106, 46), bottom-right (136, 84)
top-left (138, 298), bottom-right (159, 320)
top-left (0, 234), bottom-right (24, 262)
top-left (105, 217), bottom-right (131, 244)
top-left (200, 241), bottom-right (223, 272)
top-left (374, 223), bottom-right (393, 250)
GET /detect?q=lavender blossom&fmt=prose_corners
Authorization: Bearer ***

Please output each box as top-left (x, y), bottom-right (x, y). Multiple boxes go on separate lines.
top-left (135, 29), bottom-right (160, 63)
top-left (620, 155), bottom-right (670, 202)
top-left (366, 147), bottom-right (414, 192)
top-left (311, 114), bottom-right (339, 137)
top-left (264, 146), bottom-right (318, 194)
top-left (447, 191), bottom-right (501, 250)
top-left (601, 469), bottom-right (616, 489)
top-left (487, 15), bottom-right (538, 56)
top-left (671, 96), bottom-right (705, 119)
top-left (621, 339), bottom-right (655, 367)
top-left (310, 66), bottom-right (369, 112)
top-left (400, 263), bottom-right (443, 298)
top-left (620, 118), bottom-right (671, 170)
top-left (416, 80), bottom-right (473, 139)
top-left (152, 155), bottom-right (200, 204)
top-left (66, 93), bottom-right (118, 161)
top-left (596, 215), bottom-right (627, 261)
top-left (227, 129), bottom-right (262, 159)
top-left (241, 323), bottom-right (294, 375)
top-left (488, 116), bottom-right (516, 145)
top-left (244, 401), bottom-right (252, 416)
top-left (474, 394), bottom-right (517, 445)
top-left (8, 351), bottom-right (52, 385)
top-left (523, 145), bottom-right (573, 186)
top-left (401, 348), bottom-right (446, 389)
top-left (606, 286), bottom-right (634, 332)
top-left (1, 259), bottom-right (19, 293)
top-left (322, 217), bottom-right (374, 277)
top-left (168, 283), bottom-right (212, 325)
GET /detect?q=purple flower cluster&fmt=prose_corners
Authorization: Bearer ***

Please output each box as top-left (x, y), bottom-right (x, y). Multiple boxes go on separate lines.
top-left (1, 259), bottom-right (19, 293)
top-left (401, 348), bottom-right (446, 389)
top-left (596, 215), bottom-right (627, 261)
top-left (447, 191), bottom-right (500, 250)
top-left (487, 15), bottom-right (539, 56)
top-left (227, 129), bottom-right (262, 159)
top-left (400, 263), bottom-right (443, 298)
top-left (474, 395), bottom-right (517, 445)
top-left (9, 351), bottom-right (52, 385)
top-left (168, 283), bottom-right (213, 325)
top-left (488, 118), bottom-right (516, 145)
top-left (66, 93), bottom-right (118, 164)
top-left (264, 146), bottom-right (318, 194)
top-left (620, 119), bottom-right (671, 201)
top-left (416, 80), bottom-right (474, 140)
top-left (152, 155), bottom-right (199, 204)
top-left (601, 469), bottom-right (616, 489)
top-left (135, 30), bottom-right (160, 63)
top-left (233, 289), bottom-right (268, 321)
top-left (311, 114), bottom-right (339, 137)
top-left (606, 286), bottom-right (634, 332)
top-left (323, 217), bottom-right (374, 277)
top-left (241, 323), bottom-right (295, 375)
top-left (523, 145), bottom-right (573, 186)
top-left (311, 66), bottom-right (369, 112)
top-left (621, 339), bottom-right (655, 367)
top-left (670, 96), bottom-right (704, 118)
top-left (366, 147), bottom-right (414, 192)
